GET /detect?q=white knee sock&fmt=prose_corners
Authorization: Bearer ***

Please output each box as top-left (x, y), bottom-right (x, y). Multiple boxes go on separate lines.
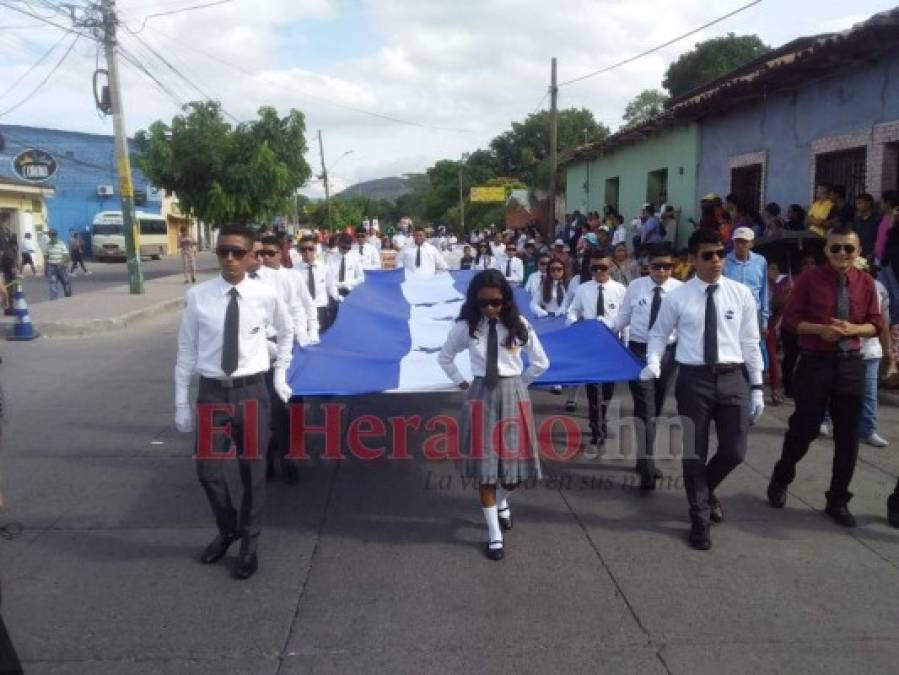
top-left (482, 506), bottom-right (503, 547)
top-left (496, 487), bottom-right (510, 513)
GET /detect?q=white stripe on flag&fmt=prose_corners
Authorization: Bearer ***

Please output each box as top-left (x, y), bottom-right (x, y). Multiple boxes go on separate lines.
top-left (393, 270), bottom-right (471, 392)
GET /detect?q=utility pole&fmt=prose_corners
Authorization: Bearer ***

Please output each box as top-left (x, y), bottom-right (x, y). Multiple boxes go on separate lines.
top-left (547, 57), bottom-right (558, 243)
top-left (317, 130), bottom-right (331, 230)
top-left (458, 164), bottom-right (465, 233)
top-left (101, 0), bottom-right (143, 294)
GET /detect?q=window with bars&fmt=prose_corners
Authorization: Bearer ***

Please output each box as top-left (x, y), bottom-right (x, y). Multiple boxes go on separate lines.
top-left (646, 169), bottom-right (667, 209)
top-left (730, 164), bottom-right (763, 214)
top-left (814, 147), bottom-right (867, 202)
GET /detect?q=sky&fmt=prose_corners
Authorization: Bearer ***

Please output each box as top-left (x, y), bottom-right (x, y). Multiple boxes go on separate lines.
top-left (0, 0), bottom-right (896, 198)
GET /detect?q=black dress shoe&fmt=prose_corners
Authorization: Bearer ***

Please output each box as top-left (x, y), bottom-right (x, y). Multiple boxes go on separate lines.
top-left (564, 401), bottom-right (577, 413)
top-left (709, 494), bottom-right (724, 523)
top-left (639, 468), bottom-right (662, 491)
top-left (200, 531), bottom-right (239, 564)
top-left (887, 492), bottom-right (899, 528)
top-left (497, 507), bottom-right (513, 531)
top-left (688, 522), bottom-right (711, 551)
top-left (234, 535), bottom-right (259, 579)
top-left (767, 479), bottom-right (787, 508)
top-left (485, 541), bottom-right (504, 561)
top-left (825, 503), bottom-right (856, 528)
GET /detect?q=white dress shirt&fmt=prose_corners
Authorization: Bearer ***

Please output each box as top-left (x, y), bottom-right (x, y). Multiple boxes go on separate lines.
top-left (295, 259), bottom-right (340, 306)
top-left (490, 242), bottom-right (506, 258)
top-left (566, 278), bottom-right (627, 331)
top-left (175, 275), bottom-right (293, 407)
top-left (288, 248), bottom-right (302, 268)
top-left (646, 275), bottom-right (763, 384)
top-left (392, 233), bottom-right (407, 249)
top-left (326, 250), bottom-right (365, 292)
top-left (473, 254), bottom-right (495, 271)
top-left (524, 271), bottom-right (545, 297)
top-left (257, 266), bottom-right (319, 341)
top-left (495, 255), bottom-right (524, 285)
top-left (356, 242), bottom-right (382, 270)
top-left (615, 276), bottom-right (682, 344)
top-left (530, 278), bottom-right (568, 317)
top-left (399, 242), bottom-right (448, 276)
top-left (438, 316), bottom-right (549, 387)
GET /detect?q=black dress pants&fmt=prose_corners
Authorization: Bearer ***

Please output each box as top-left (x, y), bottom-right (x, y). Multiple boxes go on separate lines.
top-left (628, 342), bottom-right (678, 476)
top-left (772, 352), bottom-right (864, 506)
top-left (676, 366), bottom-right (749, 525)
top-left (586, 382), bottom-right (616, 441)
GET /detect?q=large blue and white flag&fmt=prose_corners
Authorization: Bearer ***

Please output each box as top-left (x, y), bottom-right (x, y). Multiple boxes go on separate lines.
top-left (287, 269), bottom-right (642, 396)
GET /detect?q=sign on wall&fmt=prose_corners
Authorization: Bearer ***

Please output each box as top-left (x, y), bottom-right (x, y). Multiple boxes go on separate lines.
top-left (12, 149), bottom-right (57, 182)
top-left (470, 186), bottom-right (507, 203)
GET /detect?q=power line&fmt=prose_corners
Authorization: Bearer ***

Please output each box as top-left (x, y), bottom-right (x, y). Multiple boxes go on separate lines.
top-left (141, 23), bottom-right (474, 134)
top-left (0, 0), bottom-right (96, 39)
top-left (531, 89), bottom-right (549, 116)
top-left (124, 0), bottom-right (232, 34)
top-left (0, 30), bottom-right (67, 102)
top-left (0, 33), bottom-right (79, 116)
top-left (558, 0), bottom-right (763, 87)
top-left (117, 42), bottom-right (186, 109)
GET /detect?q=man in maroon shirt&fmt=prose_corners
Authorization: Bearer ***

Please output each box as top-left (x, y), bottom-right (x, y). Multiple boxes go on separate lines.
top-left (767, 226), bottom-right (882, 527)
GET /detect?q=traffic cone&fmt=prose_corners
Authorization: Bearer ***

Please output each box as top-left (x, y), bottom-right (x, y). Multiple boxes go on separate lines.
top-left (7, 276), bottom-right (40, 341)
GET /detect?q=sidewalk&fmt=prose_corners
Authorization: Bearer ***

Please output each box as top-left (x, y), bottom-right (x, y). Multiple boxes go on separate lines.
top-left (1, 266), bottom-right (216, 337)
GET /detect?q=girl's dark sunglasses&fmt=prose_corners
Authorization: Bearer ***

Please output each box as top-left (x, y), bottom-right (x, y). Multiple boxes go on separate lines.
top-left (478, 298), bottom-right (504, 308)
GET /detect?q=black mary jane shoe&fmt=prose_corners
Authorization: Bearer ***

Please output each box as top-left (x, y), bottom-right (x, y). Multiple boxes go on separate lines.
top-left (200, 531), bottom-right (240, 564)
top-left (497, 507), bottom-right (513, 531)
top-left (709, 494), bottom-right (724, 524)
top-left (485, 541), bottom-right (504, 561)
top-left (688, 522), bottom-right (711, 551)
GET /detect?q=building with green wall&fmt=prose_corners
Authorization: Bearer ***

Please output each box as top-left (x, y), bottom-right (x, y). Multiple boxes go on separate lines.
top-left (563, 122), bottom-right (700, 250)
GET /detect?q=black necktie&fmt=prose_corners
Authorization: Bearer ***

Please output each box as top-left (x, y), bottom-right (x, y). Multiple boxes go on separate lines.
top-left (837, 275), bottom-right (850, 352)
top-left (596, 283), bottom-right (605, 316)
top-left (339, 255), bottom-right (346, 282)
top-left (359, 244), bottom-right (364, 255)
top-left (222, 287), bottom-right (239, 376)
top-left (506, 258), bottom-right (512, 277)
top-left (249, 271), bottom-right (258, 279)
top-left (415, 246), bottom-right (421, 268)
top-left (307, 265), bottom-right (315, 299)
top-left (704, 284), bottom-right (719, 365)
top-left (485, 319), bottom-right (499, 389)
top-left (555, 281), bottom-right (564, 307)
top-left (648, 286), bottom-right (662, 330)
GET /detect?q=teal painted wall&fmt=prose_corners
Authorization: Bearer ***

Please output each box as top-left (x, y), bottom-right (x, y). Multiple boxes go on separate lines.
top-left (564, 123), bottom-right (700, 250)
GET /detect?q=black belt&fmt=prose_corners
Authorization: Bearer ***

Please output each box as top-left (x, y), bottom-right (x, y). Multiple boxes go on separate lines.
top-left (801, 350), bottom-right (861, 361)
top-left (679, 363), bottom-right (743, 374)
top-left (200, 373), bottom-right (265, 389)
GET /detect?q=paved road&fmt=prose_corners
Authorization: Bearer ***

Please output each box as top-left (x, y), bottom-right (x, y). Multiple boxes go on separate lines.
top-left (1, 316), bottom-right (898, 674)
top-left (18, 252), bottom-right (220, 305)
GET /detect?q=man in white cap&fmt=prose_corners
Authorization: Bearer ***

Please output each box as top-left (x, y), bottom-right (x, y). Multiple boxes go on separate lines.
top-left (723, 226), bottom-right (769, 344)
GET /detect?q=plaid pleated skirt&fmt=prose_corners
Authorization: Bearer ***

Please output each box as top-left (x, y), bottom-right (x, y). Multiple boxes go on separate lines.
top-left (460, 376), bottom-right (542, 484)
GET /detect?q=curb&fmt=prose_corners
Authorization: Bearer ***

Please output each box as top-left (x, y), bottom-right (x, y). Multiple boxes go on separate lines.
top-left (14, 296), bottom-right (186, 338)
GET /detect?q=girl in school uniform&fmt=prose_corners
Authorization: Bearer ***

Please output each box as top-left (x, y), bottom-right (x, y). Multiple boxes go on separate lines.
top-left (438, 269), bottom-right (550, 561)
top-left (473, 242), bottom-right (495, 271)
top-left (530, 257), bottom-right (570, 317)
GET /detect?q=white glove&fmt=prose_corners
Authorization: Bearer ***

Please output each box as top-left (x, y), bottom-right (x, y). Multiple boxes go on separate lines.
top-left (273, 368), bottom-right (292, 404)
top-left (750, 389), bottom-right (765, 424)
top-left (308, 331), bottom-right (321, 345)
top-left (266, 339), bottom-right (278, 359)
top-left (175, 404), bottom-right (194, 433)
top-left (534, 307), bottom-right (549, 318)
top-left (296, 332), bottom-right (311, 348)
top-left (639, 363), bottom-right (661, 381)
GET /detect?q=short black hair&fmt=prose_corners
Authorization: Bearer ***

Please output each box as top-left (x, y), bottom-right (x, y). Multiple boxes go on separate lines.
top-left (589, 247), bottom-right (612, 260)
top-left (414, 225), bottom-right (426, 233)
top-left (299, 235), bottom-right (316, 246)
top-left (827, 224), bottom-right (856, 239)
top-left (883, 190), bottom-right (899, 208)
top-left (648, 242), bottom-right (673, 259)
top-left (218, 224), bottom-right (255, 247)
top-left (260, 235), bottom-right (280, 247)
top-left (687, 227), bottom-right (722, 254)
top-left (764, 202), bottom-right (781, 217)
top-left (337, 233), bottom-right (353, 246)
top-left (644, 203), bottom-right (656, 215)
top-left (856, 192), bottom-right (874, 205)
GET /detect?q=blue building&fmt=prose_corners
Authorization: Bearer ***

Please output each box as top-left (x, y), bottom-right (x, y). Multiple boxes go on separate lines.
top-left (682, 8), bottom-right (899, 211)
top-left (0, 124), bottom-right (161, 256)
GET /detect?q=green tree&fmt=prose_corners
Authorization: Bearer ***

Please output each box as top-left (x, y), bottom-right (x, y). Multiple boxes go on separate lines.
top-left (135, 102), bottom-right (311, 225)
top-left (622, 89), bottom-right (669, 127)
top-left (663, 33), bottom-right (770, 98)
top-left (489, 107), bottom-right (609, 191)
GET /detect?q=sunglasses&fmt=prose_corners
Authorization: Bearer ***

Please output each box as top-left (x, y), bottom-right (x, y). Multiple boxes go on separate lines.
top-left (215, 245), bottom-right (249, 259)
top-left (506, 250), bottom-right (517, 254)
top-left (650, 262), bottom-right (673, 270)
top-left (549, 266), bottom-right (565, 272)
top-left (299, 246), bottom-right (315, 252)
top-left (538, 261), bottom-right (549, 267)
top-left (829, 244), bottom-right (856, 255)
top-left (257, 249), bottom-right (279, 258)
top-left (339, 246), bottom-right (352, 252)
top-left (700, 248), bottom-right (727, 261)
top-left (590, 264), bottom-right (610, 272)
top-left (478, 298), bottom-right (504, 308)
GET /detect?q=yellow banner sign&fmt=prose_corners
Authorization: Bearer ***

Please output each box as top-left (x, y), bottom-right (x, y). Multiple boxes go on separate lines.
top-left (470, 186), bottom-right (506, 203)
